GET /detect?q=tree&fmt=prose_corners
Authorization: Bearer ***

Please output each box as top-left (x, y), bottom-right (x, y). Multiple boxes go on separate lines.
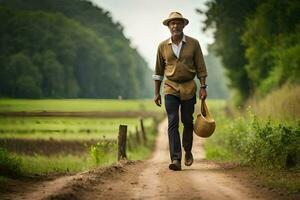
top-left (4, 53), bottom-right (41, 98)
top-left (242, 0), bottom-right (300, 95)
top-left (198, 0), bottom-right (258, 103)
top-left (0, 0), bottom-right (153, 99)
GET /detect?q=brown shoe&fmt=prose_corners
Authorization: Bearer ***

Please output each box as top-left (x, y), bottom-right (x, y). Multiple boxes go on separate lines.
top-left (184, 152), bottom-right (193, 166)
top-left (169, 160), bottom-right (182, 171)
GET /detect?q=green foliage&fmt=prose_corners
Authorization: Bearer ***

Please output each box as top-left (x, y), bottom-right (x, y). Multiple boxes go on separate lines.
top-left (89, 118), bottom-right (158, 163)
top-left (251, 119), bottom-right (300, 169)
top-left (0, 148), bottom-right (21, 177)
top-left (0, 118), bottom-right (158, 177)
top-left (0, 0), bottom-right (153, 99)
top-left (2, 53), bottom-right (42, 98)
top-left (199, 0), bottom-right (258, 102)
top-left (200, 0), bottom-right (300, 103)
top-left (0, 99), bottom-right (161, 177)
top-left (19, 154), bottom-right (95, 175)
top-left (205, 112), bottom-right (300, 170)
top-left (90, 139), bottom-right (117, 165)
top-left (242, 0), bottom-right (300, 95)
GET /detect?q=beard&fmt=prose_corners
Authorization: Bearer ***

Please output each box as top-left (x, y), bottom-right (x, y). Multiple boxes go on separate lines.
top-left (171, 30), bottom-right (183, 36)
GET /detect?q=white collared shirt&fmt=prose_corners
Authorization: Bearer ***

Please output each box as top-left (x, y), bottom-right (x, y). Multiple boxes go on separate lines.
top-left (168, 35), bottom-right (186, 58)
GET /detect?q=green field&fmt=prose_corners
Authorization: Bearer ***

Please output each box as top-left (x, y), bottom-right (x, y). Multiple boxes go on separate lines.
top-left (0, 99), bottom-right (164, 178)
top-left (0, 117), bottom-right (153, 140)
top-left (0, 98), bottom-right (225, 177)
top-left (0, 99), bottom-right (163, 112)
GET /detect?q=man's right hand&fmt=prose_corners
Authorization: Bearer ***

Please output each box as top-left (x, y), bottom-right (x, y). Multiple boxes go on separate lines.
top-left (154, 94), bottom-right (162, 107)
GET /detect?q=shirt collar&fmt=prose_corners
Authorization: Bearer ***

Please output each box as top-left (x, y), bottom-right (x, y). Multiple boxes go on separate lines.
top-left (168, 34), bottom-right (186, 45)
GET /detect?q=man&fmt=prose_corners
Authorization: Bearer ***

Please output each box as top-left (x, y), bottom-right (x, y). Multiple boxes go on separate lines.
top-left (153, 12), bottom-right (208, 171)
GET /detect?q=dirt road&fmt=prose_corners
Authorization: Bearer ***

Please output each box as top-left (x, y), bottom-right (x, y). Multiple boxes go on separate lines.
top-left (82, 118), bottom-right (266, 200)
top-left (2, 119), bottom-right (297, 200)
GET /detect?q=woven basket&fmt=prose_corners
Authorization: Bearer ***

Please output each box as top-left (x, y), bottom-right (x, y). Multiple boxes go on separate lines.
top-left (194, 100), bottom-right (216, 138)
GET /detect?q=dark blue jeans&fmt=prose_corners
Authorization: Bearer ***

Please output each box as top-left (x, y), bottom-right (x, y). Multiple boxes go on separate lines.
top-left (165, 94), bottom-right (196, 162)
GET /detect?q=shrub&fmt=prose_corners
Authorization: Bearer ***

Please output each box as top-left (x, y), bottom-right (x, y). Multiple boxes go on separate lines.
top-left (0, 148), bottom-right (22, 177)
top-left (205, 113), bottom-right (300, 170)
top-left (89, 139), bottom-right (117, 165)
top-left (249, 120), bottom-right (300, 169)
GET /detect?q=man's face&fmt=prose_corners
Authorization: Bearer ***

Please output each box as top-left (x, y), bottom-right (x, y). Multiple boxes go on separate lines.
top-left (168, 19), bottom-right (185, 36)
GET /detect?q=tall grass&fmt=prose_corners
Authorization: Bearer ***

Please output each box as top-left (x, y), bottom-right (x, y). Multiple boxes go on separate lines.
top-left (205, 85), bottom-right (300, 169)
top-left (205, 111), bottom-right (300, 169)
top-left (204, 112), bottom-right (300, 192)
top-left (246, 84), bottom-right (300, 121)
top-left (204, 85), bottom-right (300, 191)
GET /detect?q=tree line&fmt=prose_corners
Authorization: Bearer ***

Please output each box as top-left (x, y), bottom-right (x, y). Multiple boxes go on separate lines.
top-left (0, 0), bottom-right (153, 99)
top-left (199, 0), bottom-right (300, 104)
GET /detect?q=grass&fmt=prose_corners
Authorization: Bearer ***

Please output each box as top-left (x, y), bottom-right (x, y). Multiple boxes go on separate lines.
top-left (0, 98), bottom-right (163, 181)
top-left (127, 124), bottom-right (158, 160)
top-left (89, 121), bottom-right (158, 165)
top-left (0, 118), bottom-right (158, 178)
top-left (205, 113), bottom-right (300, 167)
top-left (203, 85), bottom-right (300, 193)
top-left (246, 84), bottom-right (300, 121)
top-left (0, 148), bottom-right (22, 177)
top-left (0, 98), bottom-right (223, 180)
top-left (0, 99), bottom-right (163, 113)
top-left (17, 125), bottom-right (158, 177)
top-left (19, 154), bottom-right (97, 175)
top-left (0, 117), bottom-right (154, 140)
top-left (256, 169), bottom-right (300, 193)
top-left (204, 117), bottom-right (300, 193)
top-left (127, 145), bottom-right (152, 160)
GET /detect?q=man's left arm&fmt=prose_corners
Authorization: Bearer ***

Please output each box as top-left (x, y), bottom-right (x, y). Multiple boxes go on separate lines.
top-left (199, 77), bottom-right (207, 100)
top-left (194, 41), bottom-right (208, 100)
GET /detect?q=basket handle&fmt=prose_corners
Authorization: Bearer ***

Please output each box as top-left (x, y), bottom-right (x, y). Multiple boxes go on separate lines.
top-left (201, 100), bottom-right (210, 117)
top-left (201, 99), bottom-right (207, 117)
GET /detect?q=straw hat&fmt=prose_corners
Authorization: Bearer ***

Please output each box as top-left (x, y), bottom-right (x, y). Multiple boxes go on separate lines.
top-left (163, 12), bottom-right (189, 26)
top-left (194, 100), bottom-right (216, 138)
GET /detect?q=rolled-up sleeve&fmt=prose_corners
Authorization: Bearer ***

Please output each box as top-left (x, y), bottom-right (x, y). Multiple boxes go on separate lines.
top-left (194, 41), bottom-right (207, 79)
top-left (152, 44), bottom-right (165, 81)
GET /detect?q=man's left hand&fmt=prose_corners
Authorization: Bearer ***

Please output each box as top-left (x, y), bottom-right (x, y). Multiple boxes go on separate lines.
top-left (199, 88), bottom-right (207, 100)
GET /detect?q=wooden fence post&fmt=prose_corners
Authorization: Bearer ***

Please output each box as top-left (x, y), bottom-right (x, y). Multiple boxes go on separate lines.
top-left (140, 118), bottom-right (147, 144)
top-left (118, 125), bottom-right (127, 161)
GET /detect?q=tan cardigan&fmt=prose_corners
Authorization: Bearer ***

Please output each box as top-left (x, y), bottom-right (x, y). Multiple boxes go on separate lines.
top-left (154, 35), bottom-right (207, 100)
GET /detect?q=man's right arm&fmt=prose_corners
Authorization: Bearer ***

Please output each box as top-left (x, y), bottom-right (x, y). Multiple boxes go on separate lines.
top-left (154, 80), bottom-right (162, 107)
top-left (153, 43), bottom-right (165, 107)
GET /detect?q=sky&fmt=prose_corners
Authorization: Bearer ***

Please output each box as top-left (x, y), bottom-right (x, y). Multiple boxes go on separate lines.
top-left (90, 0), bottom-right (214, 70)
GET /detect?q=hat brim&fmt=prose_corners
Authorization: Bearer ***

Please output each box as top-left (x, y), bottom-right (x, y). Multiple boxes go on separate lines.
top-left (163, 17), bottom-right (189, 26)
